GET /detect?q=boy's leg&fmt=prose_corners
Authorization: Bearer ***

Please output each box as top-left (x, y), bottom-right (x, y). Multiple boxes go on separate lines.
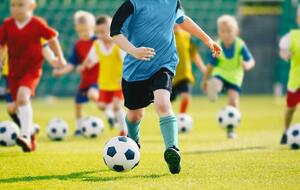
top-left (227, 89), bottom-right (240, 139)
top-left (180, 92), bottom-right (191, 114)
top-left (6, 102), bottom-right (20, 128)
top-left (87, 87), bottom-right (99, 102)
top-left (126, 108), bottom-right (144, 145)
top-left (75, 103), bottom-right (83, 136)
top-left (207, 77), bottom-right (223, 102)
top-left (112, 97), bottom-right (128, 136)
top-left (98, 91), bottom-right (116, 129)
top-left (16, 87), bottom-right (33, 152)
top-left (154, 89), bottom-right (181, 174)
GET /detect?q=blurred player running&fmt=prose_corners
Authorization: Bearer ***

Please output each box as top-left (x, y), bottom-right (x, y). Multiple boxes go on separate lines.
top-left (0, 0), bottom-right (66, 152)
top-left (279, 6), bottom-right (300, 144)
top-left (84, 15), bottom-right (127, 136)
top-left (202, 15), bottom-right (255, 139)
top-left (53, 10), bottom-right (99, 136)
top-left (111, 0), bottom-right (221, 174)
top-left (171, 24), bottom-right (206, 113)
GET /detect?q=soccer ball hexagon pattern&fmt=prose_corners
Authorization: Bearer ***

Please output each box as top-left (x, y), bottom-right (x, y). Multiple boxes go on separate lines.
top-left (80, 116), bottom-right (104, 138)
top-left (103, 136), bottom-right (140, 172)
top-left (0, 121), bottom-right (20, 146)
top-left (217, 106), bottom-right (241, 129)
top-left (46, 118), bottom-right (68, 141)
top-left (287, 124), bottom-right (300, 150)
top-left (177, 114), bottom-right (193, 133)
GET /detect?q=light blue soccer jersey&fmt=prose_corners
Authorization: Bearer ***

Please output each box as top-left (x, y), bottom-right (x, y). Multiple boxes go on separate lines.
top-left (118, 0), bottom-right (185, 82)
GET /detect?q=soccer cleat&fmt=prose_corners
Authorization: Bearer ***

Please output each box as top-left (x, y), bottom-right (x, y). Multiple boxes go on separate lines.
top-left (108, 118), bottom-right (116, 129)
top-left (30, 134), bottom-right (37, 151)
top-left (164, 147), bottom-right (181, 174)
top-left (119, 130), bottom-right (127, 137)
top-left (16, 136), bottom-right (32, 152)
top-left (280, 132), bottom-right (288, 145)
top-left (207, 78), bottom-right (221, 102)
top-left (74, 129), bottom-right (82, 137)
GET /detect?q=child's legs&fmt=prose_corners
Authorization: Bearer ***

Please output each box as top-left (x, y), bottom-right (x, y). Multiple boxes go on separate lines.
top-left (154, 89), bottom-right (174, 117)
top-left (228, 89), bottom-right (240, 108)
top-left (112, 96), bottom-right (127, 133)
top-left (87, 87), bottom-right (99, 102)
top-left (180, 92), bottom-right (192, 113)
top-left (126, 108), bottom-right (145, 143)
top-left (16, 87), bottom-right (33, 139)
top-left (285, 107), bottom-right (296, 130)
top-left (75, 103), bottom-right (83, 130)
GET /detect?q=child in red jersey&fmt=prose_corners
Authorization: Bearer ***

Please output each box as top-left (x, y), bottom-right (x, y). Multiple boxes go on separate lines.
top-left (0, 0), bottom-right (66, 152)
top-left (53, 10), bottom-right (100, 136)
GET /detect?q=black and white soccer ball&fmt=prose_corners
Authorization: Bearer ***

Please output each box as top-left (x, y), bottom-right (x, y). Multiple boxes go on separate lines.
top-left (46, 118), bottom-right (68, 141)
top-left (80, 116), bottom-right (104, 138)
top-left (0, 121), bottom-right (20, 146)
top-left (217, 106), bottom-right (241, 129)
top-left (103, 136), bottom-right (140, 172)
top-left (177, 114), bottom-right (193, 133)
top-left (287, 124), bottom-right (300, 150)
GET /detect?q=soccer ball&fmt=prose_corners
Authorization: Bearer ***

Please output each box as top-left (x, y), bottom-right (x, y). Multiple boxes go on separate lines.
top-left (80, 116), bottom-right (104, 138)
top-left (287, 124), bottom-right (300, 150)
top-left (103, 136), bottom-right (140, 172)
top-left (177, 114), bottom-right (193, 133)
top-left (0, 121), bottom-right (20, 146)
top-left (46, 118), bottom-right (68, 141)
top-left (217, 106), bottom-right (241, 129)
top-left (32, 123), bottom-right (40, 135)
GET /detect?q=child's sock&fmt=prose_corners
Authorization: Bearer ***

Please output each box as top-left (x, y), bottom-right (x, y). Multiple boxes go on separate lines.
top-left (116, 108), bottom-right (127, 133)
top-left (76, 118), bottom-right (83, 130)
top-left (126, 116), bottom-right (141, 143)
top-left (160, 115), bottom-right (178, 149)
top-left (19, 104), bottom-right (33, 140)
top-left (9, 113), bottom-right (21, 128)
top-left (104, 104), bottom-right (115, 120)
top-left (180, 98), bottom-right (190, 113)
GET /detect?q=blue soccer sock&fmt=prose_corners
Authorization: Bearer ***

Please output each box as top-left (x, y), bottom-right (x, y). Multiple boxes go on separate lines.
top-left (160, 115), bottom-right (178, 149)
top-left (126, 117), bottom-right (141, 143)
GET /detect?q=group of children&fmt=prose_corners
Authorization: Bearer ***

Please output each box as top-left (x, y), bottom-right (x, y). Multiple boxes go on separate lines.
top-left (0, 0), bottom-right (299, 175)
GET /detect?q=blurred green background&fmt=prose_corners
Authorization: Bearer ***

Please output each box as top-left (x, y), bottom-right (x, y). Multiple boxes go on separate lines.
top-left (0, 0), bottom-right (298, 97)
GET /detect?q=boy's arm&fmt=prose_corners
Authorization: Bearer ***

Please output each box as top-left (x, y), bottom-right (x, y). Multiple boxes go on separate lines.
top-left (179, 16), bottom-right (221, 57)
top-left (201, 64), bottom-right (214, 92)
top-left (52, 64), bottom-right (74, 77)
top-left (240, 44), bottom-right (255, 71)
top-left (279, 33), bottom-right (291, 62)
top-left (48, 38), bottom-right (67, 67)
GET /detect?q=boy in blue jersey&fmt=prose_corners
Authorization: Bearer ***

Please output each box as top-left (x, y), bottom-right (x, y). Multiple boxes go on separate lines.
top-left (110, 0), bottom-right (221, 174)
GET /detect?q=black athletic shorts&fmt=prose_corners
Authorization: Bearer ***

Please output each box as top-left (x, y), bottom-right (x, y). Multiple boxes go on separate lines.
top-left (122, 68), bottom-right (174, 110)
top-left (170, 79), bottom-right (193, 102)
top-left (214, 75), bottom-right (241, 93)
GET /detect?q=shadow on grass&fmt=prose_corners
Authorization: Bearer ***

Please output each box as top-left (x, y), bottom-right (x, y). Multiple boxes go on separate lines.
top-left (0, 170), bottom-right (167, 183)
top-left (182, 146), bottom-right (268, 155)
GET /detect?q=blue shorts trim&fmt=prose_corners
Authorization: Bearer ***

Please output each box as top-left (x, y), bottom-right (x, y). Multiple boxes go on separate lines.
top-left (75, 84), bottom-right (99, 104)
top-left (214, 75), bottom-right (241, 93)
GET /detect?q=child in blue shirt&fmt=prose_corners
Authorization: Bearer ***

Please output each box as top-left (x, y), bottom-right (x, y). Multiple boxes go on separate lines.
top-left (111, 0), bottom-right (221, 174)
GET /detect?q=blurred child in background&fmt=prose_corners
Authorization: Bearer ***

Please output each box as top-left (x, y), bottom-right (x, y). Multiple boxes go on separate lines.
top-left (53, 10), bottom-right (99, 136)
top-left (279, 6), bottom-right (300, 144)
top-left (0, 0), bottom-right (66, 152)
top-left (171, 24), bottom-right (206, 114)
top-left (202, 15), bottom-right (255, 139)
top-left (84, 15), bottom-right (127, 136)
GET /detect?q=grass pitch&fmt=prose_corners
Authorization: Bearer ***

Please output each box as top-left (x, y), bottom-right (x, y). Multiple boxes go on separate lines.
top-left (0, 96), bottom-right (299, 190)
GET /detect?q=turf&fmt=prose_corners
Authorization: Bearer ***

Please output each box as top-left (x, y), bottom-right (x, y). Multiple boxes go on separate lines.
top-left (0, 96), bottom-right (299, 190)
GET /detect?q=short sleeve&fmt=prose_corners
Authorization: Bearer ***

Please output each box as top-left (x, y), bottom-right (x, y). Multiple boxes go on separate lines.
top-left (87, 46), bottom-right (99, 63)
top-left (240, 44), bottom-right (253, 62)
top-left (68, 45), bottom-right (79, 66)
top-left (279, 33), bottom-right (290, 50)
top-left (176, 0), bottom-right (185, 24)
top-left (36, 18), bottom-right (58, 40)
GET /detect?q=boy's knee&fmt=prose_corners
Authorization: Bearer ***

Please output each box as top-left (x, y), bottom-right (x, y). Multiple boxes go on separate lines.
top-left (127, 110), bottom-right (144, 123)
top-left (87, 88), bottom-right (99, 102)
top-left (155, 101), bottom-right (172, 116)
top-left (16, 87), bottom-right (31, 106)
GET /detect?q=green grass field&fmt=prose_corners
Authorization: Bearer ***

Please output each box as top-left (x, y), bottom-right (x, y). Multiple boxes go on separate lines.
top-left (0, 96), bottom-right (299, 190)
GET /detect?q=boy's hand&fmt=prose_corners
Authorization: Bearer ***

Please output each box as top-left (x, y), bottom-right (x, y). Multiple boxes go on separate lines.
top-left (52, 68), bottom-right (63, 77)
top-left (76, 65), bottom-right (85, 73)
top-left (207, 40), bottom-right (222, 58)
top-left (201, 80), bottom-right (208, 92)
top-left (129, 47), bottom-right (156, 61)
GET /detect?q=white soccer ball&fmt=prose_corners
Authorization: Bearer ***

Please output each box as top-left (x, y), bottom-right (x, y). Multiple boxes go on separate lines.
top-left (177, 114), bottom-right (193, 133)
top-left (287, 124), bottom-right (300, 150)
top-left (0, 121), bottom-right (20, 146)
top-left (217, 106), bottom-right (241, 129)
top-left (80, 116), bottom-right (104, 138)
top-left (103, 136), bottom-right (140, 172)
top-left (46, 118), bottom-right (68, 141)
top-left (31, 123), bottom-right (40, 135)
